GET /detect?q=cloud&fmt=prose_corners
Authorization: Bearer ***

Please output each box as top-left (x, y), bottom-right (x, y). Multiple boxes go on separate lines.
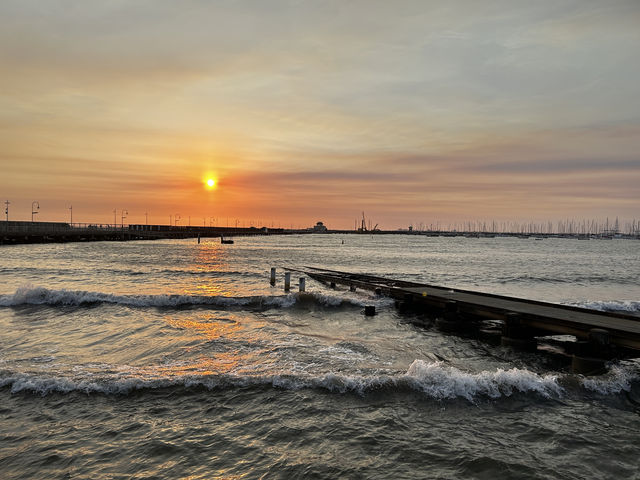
top-left (1, 1), bottom-right (639, 226)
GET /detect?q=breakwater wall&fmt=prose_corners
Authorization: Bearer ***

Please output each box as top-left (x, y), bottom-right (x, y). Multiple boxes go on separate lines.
top-left (0, 222), bottom-right (302, 245)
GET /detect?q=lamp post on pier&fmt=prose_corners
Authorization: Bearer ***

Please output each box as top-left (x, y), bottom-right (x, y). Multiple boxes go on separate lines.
top-left (4, 200), bottom-right (9, 222)
top-left (121, 209), bottom-right (128, 229)
top-left (69, 205), bottom-right (73, 225)
top-left (31, 201), bottom-right (39, 222)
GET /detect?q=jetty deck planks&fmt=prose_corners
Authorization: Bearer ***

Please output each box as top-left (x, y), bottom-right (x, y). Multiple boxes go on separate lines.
top-left (290, 266), bottom-right (640, 352)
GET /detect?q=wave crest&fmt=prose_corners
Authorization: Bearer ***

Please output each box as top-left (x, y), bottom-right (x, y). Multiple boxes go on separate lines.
top-left (403, 360), bottom-right (563, 400)
top-left (567, 300), bottom-right (640, 314)
top-left (0, 360), bottom-right (565, 401)
top-left (0, 285), bottom-right (381, 310)
top-left (581, 361), bottom-right (640, 394)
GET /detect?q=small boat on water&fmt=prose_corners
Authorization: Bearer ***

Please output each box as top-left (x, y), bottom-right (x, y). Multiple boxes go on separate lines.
top-left (221, 236), bottom-right (234, 244)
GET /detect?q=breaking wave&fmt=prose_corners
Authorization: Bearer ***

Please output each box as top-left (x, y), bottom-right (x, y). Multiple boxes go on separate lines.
top-left (567, 300), bottom-right (640, 314)
top-left (581, 360), bottom-right (640, 395)
top-left (0, 360), bottom-right (565, 402)
top-left (0, 285), bottom-right (383, 310)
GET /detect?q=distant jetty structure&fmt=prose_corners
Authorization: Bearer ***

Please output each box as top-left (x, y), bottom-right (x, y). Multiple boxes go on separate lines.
top-left (0, 221), bottom-right (297, 245)
top-left (1, 219), bottom-right (639, 245)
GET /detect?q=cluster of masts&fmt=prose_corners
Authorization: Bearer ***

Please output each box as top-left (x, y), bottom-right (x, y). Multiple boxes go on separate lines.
top-left (407, 217), bottom-right (640, 236)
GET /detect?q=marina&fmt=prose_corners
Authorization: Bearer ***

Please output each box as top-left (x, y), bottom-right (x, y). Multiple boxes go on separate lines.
top-left (2, 220), bottom-right (639, 245)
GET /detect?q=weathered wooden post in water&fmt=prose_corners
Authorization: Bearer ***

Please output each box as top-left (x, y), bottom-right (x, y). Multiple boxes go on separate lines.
top-left (299, 277), bottom-right (305, 292)
top-left (284, 272), bottom-right (291, 291)
top-left (435, 300), bottom-right (463, 332)
top-left (270, 267), bottom-right (276, 286)
top-left (501, 312), bottom-right (537, 352)
top-left (571, 328), bottom-right (611, 375)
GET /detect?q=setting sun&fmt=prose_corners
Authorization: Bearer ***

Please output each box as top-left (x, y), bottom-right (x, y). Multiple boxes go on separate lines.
top-left (207, 179), bottom-right (215, 187)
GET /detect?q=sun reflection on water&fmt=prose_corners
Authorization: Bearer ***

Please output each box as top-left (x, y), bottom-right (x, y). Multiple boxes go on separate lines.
top-left (165, 313), bottom-right (244, 341)
top-left (160, 312), bottom-right (271, 376)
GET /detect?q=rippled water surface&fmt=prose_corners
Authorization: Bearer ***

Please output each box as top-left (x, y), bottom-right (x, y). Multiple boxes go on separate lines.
top-left (1, 235), bottom-right (639, 479)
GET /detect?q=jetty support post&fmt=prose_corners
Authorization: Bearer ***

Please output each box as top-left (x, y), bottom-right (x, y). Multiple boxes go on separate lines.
top-left (299, 277), bottom-right (305, 292)
top-left (396, 292), bottom-right (415, 313)
top-left (349, 284), bottom-right (356, 292)
top-left (270, 267), bottom-right (276, 286)
top-left (571, 328), bottom-right (611, 375)
top-left (435, 300), bottom-right (464, 332)
top-left (501, 312), bottom-right (537, 352)
top-left (284, 272), bottom-right (291, 291)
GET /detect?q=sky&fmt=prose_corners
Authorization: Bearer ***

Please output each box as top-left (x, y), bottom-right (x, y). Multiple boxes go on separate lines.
top-left (1, 0), bottom-right (639, 229)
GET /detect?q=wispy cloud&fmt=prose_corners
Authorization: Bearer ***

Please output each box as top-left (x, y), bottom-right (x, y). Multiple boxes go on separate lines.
top-left (1, 0), bottom-right (639, 226)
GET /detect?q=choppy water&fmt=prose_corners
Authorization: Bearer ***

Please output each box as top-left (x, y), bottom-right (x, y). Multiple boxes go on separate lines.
top-left (1, 235), bottom-right (639, 479)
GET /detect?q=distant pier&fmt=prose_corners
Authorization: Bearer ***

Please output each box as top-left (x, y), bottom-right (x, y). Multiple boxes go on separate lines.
top-left (0, 221), bottom-right (301, 245)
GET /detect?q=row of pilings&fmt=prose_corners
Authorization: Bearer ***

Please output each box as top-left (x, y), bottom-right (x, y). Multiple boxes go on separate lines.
top-left (394, 294), bottom-right (618, 375)
top-left (299, 270), bottom-right (625, 376)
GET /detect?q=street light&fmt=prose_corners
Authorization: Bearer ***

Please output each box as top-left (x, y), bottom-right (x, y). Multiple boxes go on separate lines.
top-left (69, 205), bottom-right (73, 225)
top-left (4, 200), bottom-right (9, 221)
top-left (175, 214), bottom-right (181, 226)
top-left (31, 201), bottom-right (39, 222)
top-left (121, 209), bottom-right (128, 228)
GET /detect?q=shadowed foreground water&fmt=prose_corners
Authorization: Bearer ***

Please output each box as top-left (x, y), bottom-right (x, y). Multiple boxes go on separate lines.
top-left (2, 384), bottom-right (640, 479)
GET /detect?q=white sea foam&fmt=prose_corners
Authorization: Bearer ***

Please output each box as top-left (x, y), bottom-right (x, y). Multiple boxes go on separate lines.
top-left (0, 286), bottom-right (376, 310)
top-left (402, 360), bottom-right (564, 401)
top-left (581, 361), bottom-right (640, 394)
top-left (0, 360), bottom-right (569, 401)
top-left (568, 300), bottom-right (640, 313)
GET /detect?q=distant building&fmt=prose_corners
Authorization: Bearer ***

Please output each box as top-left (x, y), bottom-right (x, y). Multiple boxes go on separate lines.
top-left (312, 221), bottom-right (328, 233)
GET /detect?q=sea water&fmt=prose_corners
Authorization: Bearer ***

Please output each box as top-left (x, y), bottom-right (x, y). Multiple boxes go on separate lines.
top-left (1, 235), bottom-right (639, 479)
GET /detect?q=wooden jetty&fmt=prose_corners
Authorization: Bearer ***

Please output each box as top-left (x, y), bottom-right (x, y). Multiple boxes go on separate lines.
top-left (288, 266), bottom-right (640, 374)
